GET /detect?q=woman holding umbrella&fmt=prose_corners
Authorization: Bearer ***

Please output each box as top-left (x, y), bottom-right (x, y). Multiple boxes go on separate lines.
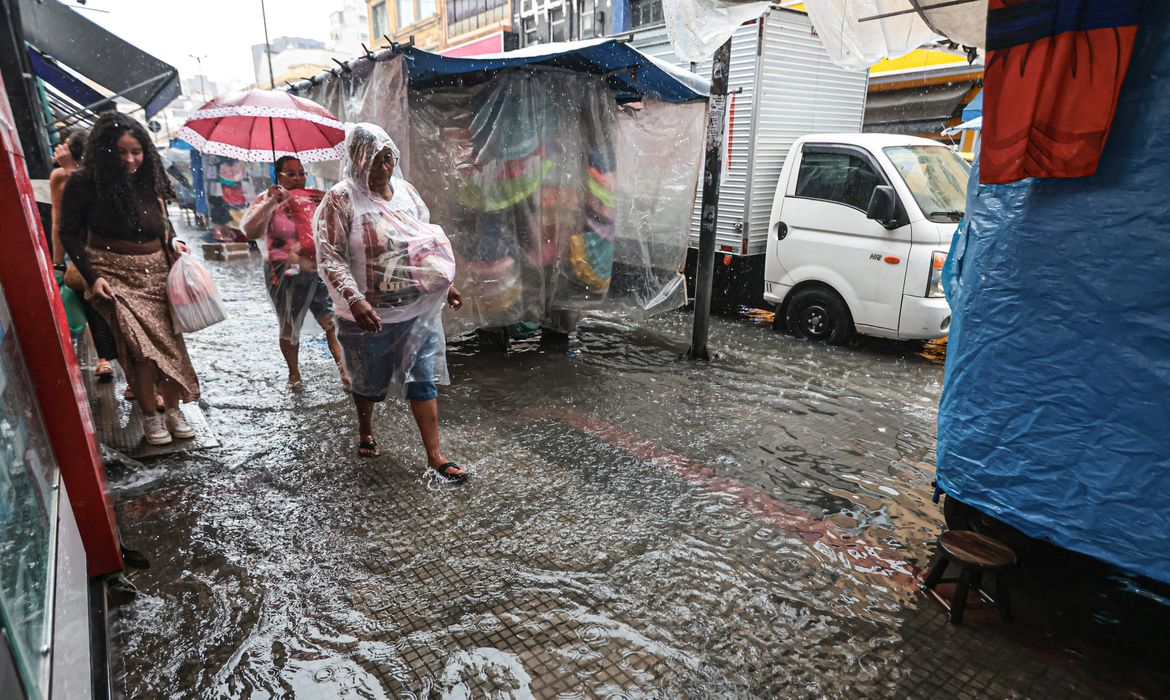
top-left (179, 88), bottom-right (350, 390)
top-left (242, 155), bottom-right (349, 390)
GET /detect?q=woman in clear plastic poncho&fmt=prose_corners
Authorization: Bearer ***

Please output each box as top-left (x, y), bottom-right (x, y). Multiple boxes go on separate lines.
top-left (241, 156), bottom-right (349, 392)
top-left (315, 123), bottom-right (466, 480)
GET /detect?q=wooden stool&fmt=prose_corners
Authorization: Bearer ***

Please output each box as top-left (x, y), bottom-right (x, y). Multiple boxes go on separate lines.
top-left (922, 530), bottom-right (1017, 625)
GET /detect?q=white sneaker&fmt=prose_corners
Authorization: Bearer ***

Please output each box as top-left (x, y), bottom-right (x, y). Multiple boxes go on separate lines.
top-left (143, 413), bottom-right (172, 445)
top-left (164, 408), bottom-right (196, 439)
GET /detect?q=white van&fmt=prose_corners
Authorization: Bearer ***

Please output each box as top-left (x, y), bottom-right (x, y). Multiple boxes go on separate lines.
top-left (764, 134), bottom-right (971, 344)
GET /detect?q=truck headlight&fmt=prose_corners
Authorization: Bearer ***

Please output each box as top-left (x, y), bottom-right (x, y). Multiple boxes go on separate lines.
top-left (927, 251), bottom-right (947, 298)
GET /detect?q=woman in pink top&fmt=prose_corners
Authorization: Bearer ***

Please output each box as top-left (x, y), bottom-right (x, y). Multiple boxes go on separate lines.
top-left (242, 156), bottom-right (349, 391)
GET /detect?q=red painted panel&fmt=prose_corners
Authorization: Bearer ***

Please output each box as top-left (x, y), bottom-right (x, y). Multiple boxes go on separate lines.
top-left (440, 31), bottom-right (506, 57)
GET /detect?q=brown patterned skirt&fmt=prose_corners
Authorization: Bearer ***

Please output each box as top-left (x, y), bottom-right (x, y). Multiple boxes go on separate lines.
top-left (85, 241), bottom-right (200, 401)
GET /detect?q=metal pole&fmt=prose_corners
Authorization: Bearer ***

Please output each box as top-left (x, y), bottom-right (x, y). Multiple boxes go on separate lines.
top-left (688, 38), bottom-right (732, 361)
top-left (260, 0), bottom-right (276, 88)
top-left (189, 54), bottom-right (207, 99)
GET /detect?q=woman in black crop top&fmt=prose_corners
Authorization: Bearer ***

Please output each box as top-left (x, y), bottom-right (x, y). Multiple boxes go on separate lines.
top-left (59, 112), bottom-right (202, 446)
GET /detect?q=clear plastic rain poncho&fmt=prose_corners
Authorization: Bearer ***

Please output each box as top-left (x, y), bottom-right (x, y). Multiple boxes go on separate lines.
top-left (314, 122), bottom-right (455, 399)
top-left (240, 183), bottom-right (331, 344)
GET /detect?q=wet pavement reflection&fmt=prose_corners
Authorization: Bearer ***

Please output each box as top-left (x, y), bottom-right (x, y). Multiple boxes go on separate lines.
top-left (107, 221), bottom-right (1169, 698)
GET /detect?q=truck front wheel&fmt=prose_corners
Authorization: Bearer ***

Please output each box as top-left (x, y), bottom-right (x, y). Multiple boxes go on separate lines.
top-left (786, 287), bottom-right (854, 345)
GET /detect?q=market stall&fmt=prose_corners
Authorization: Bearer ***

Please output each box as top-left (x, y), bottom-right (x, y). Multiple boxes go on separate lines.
top-left (288, 40), bottom-right (709, 334)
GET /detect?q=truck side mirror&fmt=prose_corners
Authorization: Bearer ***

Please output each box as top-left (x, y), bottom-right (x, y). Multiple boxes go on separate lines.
top-left (866, 186), bottom-right (897, 225)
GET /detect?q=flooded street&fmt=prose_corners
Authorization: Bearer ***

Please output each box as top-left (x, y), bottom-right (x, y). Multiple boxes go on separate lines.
top-left (105, 223), bottom-right (1162, 699)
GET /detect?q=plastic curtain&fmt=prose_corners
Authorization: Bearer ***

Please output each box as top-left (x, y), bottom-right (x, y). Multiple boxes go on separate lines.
top-left (304, 57), bottom-right (411, 187)
top-left (300, 56), bottom-right (705, 335)
top-left (409, 69), bottom-right (704, 334)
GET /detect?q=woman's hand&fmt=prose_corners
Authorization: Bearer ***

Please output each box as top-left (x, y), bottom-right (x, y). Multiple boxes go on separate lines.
top-left (173, 240), bottom-right (190, 254)
top-left (91, 277), bottom-right (115, 300)
top-left (447, 286), bottom-right (463, 310)
top-left (53, 143), bottom-right (75, 170)
top-left (267, 184), bottom-right (288, 202)
top-left (351, 299), bottom-right (382, 333)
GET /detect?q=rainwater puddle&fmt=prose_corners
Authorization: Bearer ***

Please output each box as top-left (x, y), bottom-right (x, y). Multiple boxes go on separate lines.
top-left (109, 231), bottom-right (1142, 698)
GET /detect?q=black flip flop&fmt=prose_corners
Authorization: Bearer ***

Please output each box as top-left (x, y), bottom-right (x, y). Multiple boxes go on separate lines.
top-left (431, 462), bottom-right (466, 482)
top-left (357, 439), bottom-right (380, 458)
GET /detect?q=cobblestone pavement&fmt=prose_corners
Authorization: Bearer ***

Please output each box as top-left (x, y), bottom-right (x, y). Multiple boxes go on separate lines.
top-left (104, 219), bottom-right (1170, 699)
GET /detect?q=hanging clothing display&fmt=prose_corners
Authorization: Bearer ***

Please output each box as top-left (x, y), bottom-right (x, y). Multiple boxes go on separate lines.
top-left (980, 0), bottom-right (1144, 184)
top-left (411, 71), bottom-right (623, 333)
top-left (206, 156), bottom-right (258, 241)
top-left (297, 44), bottom-right (707, 336)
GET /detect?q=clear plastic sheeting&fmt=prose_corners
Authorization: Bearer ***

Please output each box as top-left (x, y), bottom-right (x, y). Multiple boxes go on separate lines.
top-left (315, 123), bottom-right (454, 399)
top-left (287, 42), bottom-right (707, 335)
top-left (611, 99), bottom-right (707, 316)
top-left (409, 70), bottom-right (703, 334)
top-left (937, 1), bottom-right (1170, 585)
top-left (661, 0), bottom-right (772, 63)
top-left (802, 0), bottom-right (987, 70)
top-left (303, 56), bottom-right (411, 187)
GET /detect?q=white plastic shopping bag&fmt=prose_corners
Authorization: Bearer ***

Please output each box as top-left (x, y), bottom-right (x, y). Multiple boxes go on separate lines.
top-left (167, 252), bottom-right (227, 333)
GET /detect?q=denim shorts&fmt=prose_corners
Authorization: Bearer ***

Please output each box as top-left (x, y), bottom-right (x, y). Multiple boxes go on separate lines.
top-left (337, 317), bottom-right (439, 402)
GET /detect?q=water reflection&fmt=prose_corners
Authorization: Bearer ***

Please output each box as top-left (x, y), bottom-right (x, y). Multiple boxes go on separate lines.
top-left (107, 237), bottom-right (1146, 698)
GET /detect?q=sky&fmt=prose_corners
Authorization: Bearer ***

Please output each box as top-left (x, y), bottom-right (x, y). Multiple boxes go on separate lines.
top-left (72, 0), bottom-right (353, 88)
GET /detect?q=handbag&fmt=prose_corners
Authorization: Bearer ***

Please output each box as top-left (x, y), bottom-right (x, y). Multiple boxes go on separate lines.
top-left (157, 199), bottom-right (227, 333)
top-left (167, 252), bottom-right (227, 333)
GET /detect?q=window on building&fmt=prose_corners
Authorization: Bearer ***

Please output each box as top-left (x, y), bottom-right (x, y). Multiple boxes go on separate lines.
top-left (580, 0), bottom-right (597, 38)
top-left (522, 16), bottom-right (537, 45)
top-left (418, 0), bottom-right (437, 20)
top-left (549, 5), bottom-right (565, 41)
top-left (630, 0), bottom-right (662, 28)
top-left (372, 2), bottom-right (389, 35)
top-left (445, 0), bottom-right (508, 38)
top-left (397, 0), bottom-right (417, 27)
top-left (794, 150), bottom-right (884, 212)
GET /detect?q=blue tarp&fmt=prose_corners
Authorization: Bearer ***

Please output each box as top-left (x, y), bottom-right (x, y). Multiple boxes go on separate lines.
top-left (938, 2), bottom-right (1170, 584)
top-left (27, 47), bottom-right (106, 110)
top-left (400, 40), bottom-right (709, 103)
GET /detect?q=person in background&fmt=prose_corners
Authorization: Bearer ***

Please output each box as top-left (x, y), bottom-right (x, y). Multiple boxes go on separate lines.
top-left (316, 123), bottom-right (466, 480)
top-left (241, 155), bottom-right (349, 391)
top-left (50, 130), bottom-right (119, 382)
top-left (59, 112), bottom-right (201, 446)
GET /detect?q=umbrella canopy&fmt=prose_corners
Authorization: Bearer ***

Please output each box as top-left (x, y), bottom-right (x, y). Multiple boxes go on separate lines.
top-left (177, 89), bottom-right (344, 162)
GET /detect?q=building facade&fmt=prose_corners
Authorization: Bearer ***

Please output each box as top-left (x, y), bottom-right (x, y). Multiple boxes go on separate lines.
top-left (513, 0), bottom-right (661, 48)
top-left (330, 0), bottom-right (372, 53)
top-left (368, 0), bottom-right (515, 53)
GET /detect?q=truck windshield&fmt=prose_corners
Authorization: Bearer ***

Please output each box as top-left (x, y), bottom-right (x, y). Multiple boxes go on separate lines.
top-left (883, 146), bottom-right (971, 223)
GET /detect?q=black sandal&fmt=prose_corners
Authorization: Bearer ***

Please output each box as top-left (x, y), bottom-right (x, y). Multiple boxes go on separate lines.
top-left (431, 462), bottom-right (466, 482)
top-left (357, 438), bottom-right (380, 458)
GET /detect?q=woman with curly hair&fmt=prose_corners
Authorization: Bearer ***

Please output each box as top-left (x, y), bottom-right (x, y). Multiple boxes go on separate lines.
top-left (60, 112), bottom-right (201, 446)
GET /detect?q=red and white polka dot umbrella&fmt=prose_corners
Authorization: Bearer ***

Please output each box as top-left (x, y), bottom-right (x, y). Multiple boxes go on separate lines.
top-left (176, 89), bottom-right (344, 162)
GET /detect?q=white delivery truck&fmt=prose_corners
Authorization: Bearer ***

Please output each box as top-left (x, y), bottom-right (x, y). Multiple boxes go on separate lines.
top-left (628, 8), bottom-right (870, 308)
top-left (765, 133), bottom-right (970, 343)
